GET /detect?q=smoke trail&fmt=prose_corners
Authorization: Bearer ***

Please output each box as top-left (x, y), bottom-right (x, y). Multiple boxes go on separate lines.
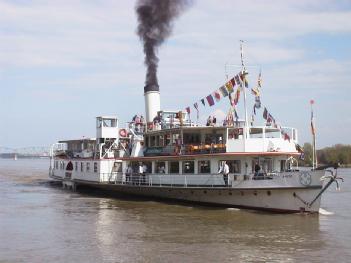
top-left (136, 0), bottom-right (192, 92)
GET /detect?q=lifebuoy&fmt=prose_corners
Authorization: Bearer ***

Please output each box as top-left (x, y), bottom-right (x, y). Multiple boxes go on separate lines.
top-left (119, 129), bottom-right (127, 137)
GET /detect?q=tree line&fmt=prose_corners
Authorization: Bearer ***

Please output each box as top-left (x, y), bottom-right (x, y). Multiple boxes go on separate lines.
top-left (301, 143), bottom-right (351, 166)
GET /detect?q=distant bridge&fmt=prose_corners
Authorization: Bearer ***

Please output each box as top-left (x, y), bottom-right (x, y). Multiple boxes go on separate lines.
top-left (0, 146), bottom-right (50, 158)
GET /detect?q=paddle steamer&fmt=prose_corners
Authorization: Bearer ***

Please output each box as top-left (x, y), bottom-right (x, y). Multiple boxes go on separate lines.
top-left (49, 51), bottom-right (340, 213)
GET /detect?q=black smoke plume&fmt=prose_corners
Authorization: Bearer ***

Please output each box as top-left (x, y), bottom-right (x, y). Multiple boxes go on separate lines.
top-left (136, 0), bottom-right (192, 92)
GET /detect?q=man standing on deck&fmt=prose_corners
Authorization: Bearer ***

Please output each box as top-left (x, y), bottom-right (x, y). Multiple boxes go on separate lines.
top-left (218, 161), bottom-right (229, 186)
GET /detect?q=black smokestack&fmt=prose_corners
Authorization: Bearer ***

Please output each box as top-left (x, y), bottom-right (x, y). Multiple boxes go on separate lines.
top-left (136, 0), bottom-right (192, 93)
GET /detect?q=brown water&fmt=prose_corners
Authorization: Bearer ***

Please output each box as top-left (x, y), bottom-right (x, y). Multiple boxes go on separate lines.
top-left (0, 159), bottom-right (350, 263)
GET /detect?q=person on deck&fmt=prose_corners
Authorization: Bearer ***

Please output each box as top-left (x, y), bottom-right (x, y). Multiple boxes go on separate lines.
top-left (254, 162), bottom-right (262, 179)
top-left (218, 161), bottom-right (229, 186)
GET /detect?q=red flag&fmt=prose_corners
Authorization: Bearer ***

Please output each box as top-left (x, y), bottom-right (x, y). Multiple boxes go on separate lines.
top-left (206, 95), bottom-right (215, 106)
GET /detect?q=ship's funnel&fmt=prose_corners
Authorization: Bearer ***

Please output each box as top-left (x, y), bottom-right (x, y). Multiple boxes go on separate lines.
top-left (144, 85), bottom-right (160, 123)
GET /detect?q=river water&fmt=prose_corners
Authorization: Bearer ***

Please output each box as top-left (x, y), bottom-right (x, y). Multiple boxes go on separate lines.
top-left (0, 159), bottom-right (350, 263)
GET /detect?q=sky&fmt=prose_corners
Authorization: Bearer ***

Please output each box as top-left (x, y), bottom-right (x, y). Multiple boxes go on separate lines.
top-left (0, 0), bottom-right (351, 149)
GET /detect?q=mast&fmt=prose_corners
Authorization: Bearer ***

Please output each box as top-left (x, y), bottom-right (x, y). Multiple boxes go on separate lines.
top-left (240, 40), bottom-right (249, 136)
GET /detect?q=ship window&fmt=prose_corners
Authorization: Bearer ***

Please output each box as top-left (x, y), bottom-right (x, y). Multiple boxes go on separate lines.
top-left (75, 162), bottom-right (78, 171)
top-left (249, 128), bottom-right (263, 138)
top-left (102, 118), bottom-right (117, 127)
top-left (159, 135), bottom-right (164, 147)
top-left (183, 133), bottom-right (201, 144)
top-left (219, 160), bottom-right (241, 173)
top-left (171, 133), bottom-right (180, 145)
top-left (86, 162), bottom-right (90, 172)
top-left (228, 128), bottom-right (243, 140)
top-left (198, 160), bottom-right (211, 174)
top-left (265, 128), bottom-right (281, 138)
top-left (205, 134), bottom-right (223, 144)
top-left (169, 161), bottom-right (179, 174)
top-left (165, 133), bottom-right (171, 145)
top-left (156, 161), bottom-right (166, 173)
top-left (112, 162), bottom-right (122, 173)
top-left (280, 160), bottom-right (285, 172)
top-left (150, 136), bottom-right (156, 147)
top-left (142, 162), bottom-right (152, 173)
top-left (252, 158), bottom-right (273, 173)
top-left (94, 162), bottom-right (98, 173)
top-left (81, 162), bottom-right (83, 172)
top-left (183, 160), bottom-right (194, 174)
top-left (155, 135), bottom-right (160, 146)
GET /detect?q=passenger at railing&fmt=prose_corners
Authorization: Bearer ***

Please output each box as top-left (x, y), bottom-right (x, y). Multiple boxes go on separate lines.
top-left (158, 165), bottom-right (165, 174)
top-left (213, 116), bottom-right (217, 126)
top-left (135, 115), bottom-right (141, 132)
top-left (253, 163), bottom-right (264, 180)
top-left (125, 165), bottom-right (132, 183)
top-left (138, 163), bottom-right (144, 184)
top-left (140, 115), bottom-right (145, 133)
top-left (218, 161), bottom-right (229, 186)
top-left (142, 163), bottom-right (147, 183)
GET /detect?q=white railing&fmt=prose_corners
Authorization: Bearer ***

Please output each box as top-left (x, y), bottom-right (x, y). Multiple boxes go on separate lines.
top-left (99, 172), bottom-right (288, 188)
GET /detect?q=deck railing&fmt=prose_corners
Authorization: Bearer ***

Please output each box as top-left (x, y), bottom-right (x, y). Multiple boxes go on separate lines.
top-left (101, 172), bottom-right (282, 188)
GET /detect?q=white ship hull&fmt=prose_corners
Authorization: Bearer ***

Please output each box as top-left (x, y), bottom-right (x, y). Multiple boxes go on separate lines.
top-left (50, 168), bottom-right (325, 213)
top-left (84, 183), bottom-right (322, 213)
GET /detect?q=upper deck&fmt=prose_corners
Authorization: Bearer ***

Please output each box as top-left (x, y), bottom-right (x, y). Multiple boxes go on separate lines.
top-left (143, 122), bottom-right (298, 157)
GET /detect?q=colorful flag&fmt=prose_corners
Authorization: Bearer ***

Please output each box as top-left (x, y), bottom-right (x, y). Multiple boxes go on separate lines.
top-left (230, 78), bottom-right (236, 88)
top-left (213, 91), bottom-right (221, 102)
top-left (253, 104), bottom-right (256, 115)
top-left (240, 72), bottom-right (249, 88)
top-left (235, 74), bottom-right (242, 87)
top-left (234, 88), bottom-right (241, 105)
top-left (284, 132), bottom-right (290, 142)
top-left (255, 96), bottom-right (261, 109)
top-left (219, 86), bottom-right (229, 97)
top-left (201, 98), bottom-right (206, 106)
top-left (263, 107), bottom-right (268, 120)
top-left (258, 71), bottom-right (262, 88)
top-left (193, 102), bottom-right (199, 120)
top-left (251, 87), bottom-right (260, 96)
top-left (186, 107), bottom-right (190, 114)
top-left (206, 94), bottom-right (215, 106)
top-left (224, 81), bottom-right (232, 93)
top-left (228, 92), bottom-right (234, 106)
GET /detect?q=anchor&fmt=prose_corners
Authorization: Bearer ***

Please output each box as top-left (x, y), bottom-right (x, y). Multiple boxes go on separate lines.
top-left (307, 163), bottom-right (344, 208)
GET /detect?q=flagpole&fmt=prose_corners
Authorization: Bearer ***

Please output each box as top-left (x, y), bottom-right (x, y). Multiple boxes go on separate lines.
top-left (310, 100), bottom-right (317, 169)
